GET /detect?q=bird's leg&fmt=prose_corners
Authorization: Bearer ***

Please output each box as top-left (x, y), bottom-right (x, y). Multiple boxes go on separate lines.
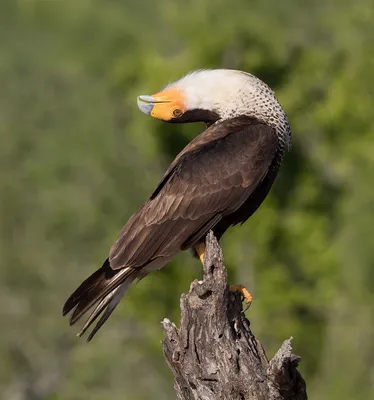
top-left (229, 284), bottom-right (253, 311)
top-left (194, 242), bottom-right (206, 264)
top-left (195, 242), bottom-right (252, 310)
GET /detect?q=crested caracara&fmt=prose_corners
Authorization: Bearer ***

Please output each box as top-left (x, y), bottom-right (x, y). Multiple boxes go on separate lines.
top-left (63, 69), bottom-right (292, 341)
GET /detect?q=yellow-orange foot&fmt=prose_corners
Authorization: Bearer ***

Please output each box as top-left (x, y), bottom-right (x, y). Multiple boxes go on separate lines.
top-left (194, 242), bottom-right (206, 265)
top-left (194, 243), bottom-right (252, 311)
top-left (230, 284), bottom-right (253, 311)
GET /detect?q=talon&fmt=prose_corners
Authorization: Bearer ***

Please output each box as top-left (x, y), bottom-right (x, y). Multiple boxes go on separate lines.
top-left (230, 284), bottom-right (253, 310)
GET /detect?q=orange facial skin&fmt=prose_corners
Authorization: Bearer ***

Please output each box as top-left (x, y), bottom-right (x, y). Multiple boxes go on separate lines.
top-left (150, 88), bottom-right (186, 121)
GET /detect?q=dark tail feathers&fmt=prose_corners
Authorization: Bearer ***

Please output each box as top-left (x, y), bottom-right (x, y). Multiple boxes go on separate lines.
top-left (63, 258), bottom-right (134, 341)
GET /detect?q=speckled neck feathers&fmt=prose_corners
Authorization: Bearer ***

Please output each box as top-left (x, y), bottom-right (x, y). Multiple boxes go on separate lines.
top-left (169, 69), bottom-right (292, 152)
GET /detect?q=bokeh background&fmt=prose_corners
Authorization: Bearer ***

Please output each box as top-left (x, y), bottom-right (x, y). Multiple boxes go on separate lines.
top-left (1, 0), bottom-right (374, 399)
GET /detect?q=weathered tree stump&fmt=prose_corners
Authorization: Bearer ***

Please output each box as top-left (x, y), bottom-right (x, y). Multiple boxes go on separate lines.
top-left (162, 231), bottom-right (307, 400)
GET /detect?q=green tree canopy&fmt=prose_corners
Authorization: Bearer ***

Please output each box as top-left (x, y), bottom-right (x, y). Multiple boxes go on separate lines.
top-left (1, 1), bottom-right (373, 399)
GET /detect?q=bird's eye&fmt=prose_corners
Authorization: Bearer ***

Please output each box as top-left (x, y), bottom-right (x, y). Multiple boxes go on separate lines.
top-left (173, 108), bottom-right (183, 118)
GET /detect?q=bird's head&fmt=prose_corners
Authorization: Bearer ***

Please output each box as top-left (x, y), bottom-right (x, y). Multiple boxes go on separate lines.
top-left (137, 69), bottom-right (290, 136)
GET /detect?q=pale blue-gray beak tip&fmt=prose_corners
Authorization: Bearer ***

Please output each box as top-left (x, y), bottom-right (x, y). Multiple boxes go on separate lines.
top-left (137, 95), bottom-right (155, 115)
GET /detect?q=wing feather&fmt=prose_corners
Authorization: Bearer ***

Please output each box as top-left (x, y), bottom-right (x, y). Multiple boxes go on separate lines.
top-left (110, 117), bottom-right (278, 270)
top-left (64, 116), bottom-right (280, 339)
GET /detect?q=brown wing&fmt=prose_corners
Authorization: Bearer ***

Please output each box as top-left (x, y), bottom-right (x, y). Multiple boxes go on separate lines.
top-left (63, 116), bottom-right (279, 340)
top-left (109, 116), bottom-right (279, 270)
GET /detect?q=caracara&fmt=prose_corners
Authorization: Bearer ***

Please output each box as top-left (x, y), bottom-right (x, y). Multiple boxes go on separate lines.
top-left (63, 69), bottom-right (291, 341)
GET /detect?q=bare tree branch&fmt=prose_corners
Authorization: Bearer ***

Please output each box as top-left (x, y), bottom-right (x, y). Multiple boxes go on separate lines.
top-left (162, 231), bottom-right (307, 400)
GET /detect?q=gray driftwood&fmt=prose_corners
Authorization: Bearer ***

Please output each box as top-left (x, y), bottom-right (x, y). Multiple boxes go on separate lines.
top-left (162, 231), bottom-right (307, 400)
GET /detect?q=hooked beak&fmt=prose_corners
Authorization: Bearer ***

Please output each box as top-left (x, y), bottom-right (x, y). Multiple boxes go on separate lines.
top-left (137, 88), bottom-right (185, 120)
top-left (137, 95), bottom-right (158, 115)
top-left (137, 94), bottom-right (173, 115)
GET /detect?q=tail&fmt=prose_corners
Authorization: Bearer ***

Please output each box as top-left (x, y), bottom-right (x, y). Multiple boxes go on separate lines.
top-left (62, 258), bottom-right (135, 342)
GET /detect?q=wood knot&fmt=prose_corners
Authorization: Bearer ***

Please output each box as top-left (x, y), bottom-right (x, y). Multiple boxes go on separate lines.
top-left (172, 351), bottom-right (181, 362)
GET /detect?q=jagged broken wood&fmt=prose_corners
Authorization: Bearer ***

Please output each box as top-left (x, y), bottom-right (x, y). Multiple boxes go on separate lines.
top-left (162, 231), bottom-right (307, 400)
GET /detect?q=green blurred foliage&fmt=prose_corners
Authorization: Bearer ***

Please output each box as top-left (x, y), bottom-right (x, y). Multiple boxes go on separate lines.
top-left (1, 0), bottom-right (373, 399)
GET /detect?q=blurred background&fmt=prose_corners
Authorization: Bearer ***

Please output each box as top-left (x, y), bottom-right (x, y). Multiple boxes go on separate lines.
top-left (1, 0), bottom-right (374, 399)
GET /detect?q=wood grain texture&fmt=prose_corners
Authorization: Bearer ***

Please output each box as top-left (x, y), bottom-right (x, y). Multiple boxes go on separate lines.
top-left (162, 231), bottom-right (307, 400)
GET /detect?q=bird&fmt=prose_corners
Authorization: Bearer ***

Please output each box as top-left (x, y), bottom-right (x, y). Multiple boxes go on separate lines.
top-left (63, 69), bottom-right (292, 341)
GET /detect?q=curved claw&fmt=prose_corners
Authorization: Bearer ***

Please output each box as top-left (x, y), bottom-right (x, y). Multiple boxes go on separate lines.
top-left (229, 284), bottom-right (253, 312)
top-left (242, 301), bottom-right (252, 313)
